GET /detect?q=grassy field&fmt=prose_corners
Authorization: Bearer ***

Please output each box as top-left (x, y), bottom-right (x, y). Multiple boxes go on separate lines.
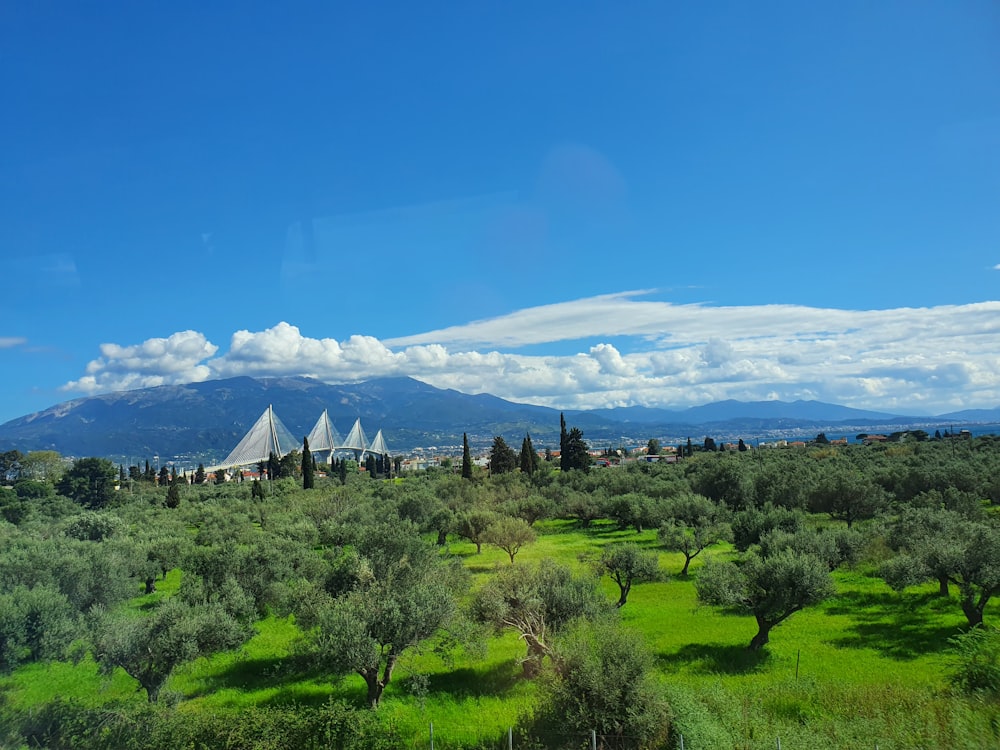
top-left (2, 517), bottom-right (999, 749)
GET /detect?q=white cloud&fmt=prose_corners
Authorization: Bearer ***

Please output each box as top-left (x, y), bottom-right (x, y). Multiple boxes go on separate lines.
top-left (63, 331), bottom-right (218, 393)
top-left (62, 293), bottom-right (1000, 414)
top-left (994, 263), bottom-right (1000, 270)
top-left (0, 337), bottom-right (27, 349)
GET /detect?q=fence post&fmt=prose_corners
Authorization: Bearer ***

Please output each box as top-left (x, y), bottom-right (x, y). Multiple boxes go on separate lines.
top-left (429, 722), bottom-right (433, 750)
top-left (591, 729), bottom-right (597, 750)
top-left (679, 734), bottom-right (685, 750)
top-left (776, 737), bottom-right (781, 750)
top-left (508, 726), bottom-right (513, 750)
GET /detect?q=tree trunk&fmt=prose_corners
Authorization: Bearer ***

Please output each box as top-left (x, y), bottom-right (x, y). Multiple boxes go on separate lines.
top-left (141, 676), bottom-right (163, 703)
top-left (748, 619), bottom-right (771, 651)
top-left (362, 669), bottom-right (384, 708)
top-left (961, 597), bottom-right (984, 629)
top-left (475, 541), bottom-right (482, 554)
top-left (937, 576), bottom-right (950, 597)
top-left (144, 577), bottom-right (156, 595)
top-left (680, 555), bottom-right (692, 576)
top-left (381, 653), bottom-right (398, 696)
top-left (522, 634), bottom-right (548, 678)
top-left (436, 529), bottom-right (447, 546)
top-left (616, 583), bottom-right (630, 608)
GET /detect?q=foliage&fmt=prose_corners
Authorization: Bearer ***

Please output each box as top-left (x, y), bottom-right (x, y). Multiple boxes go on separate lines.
top-left (0, 449), bottom-right (24, 481)
top-left (562, 427), bottom-right (591, 473)
top-left (0, 585), bottom-right (78, 672)
top-left (882, 512), bottom-right (1000, 627)
top-left (94, 598), bottom-right (249, 701)
top-left (697, 549), bottom-right (835, 650)
top-left (63, 512), bottom-right (123, 541)
top-left (304, 525), bottom-right (465, 707)
top-left (532, 617), bottom-right (671, 748)
top-left (483, 515), bottom-right (537, 563)
top-left (488, 435), bottom-right (518, 475)
top-left (302, 436), bottom-right (315, 489)
top-left (808, 466), bottom-right (886, 527)
top-left (461, 432), bottom-right (472, 479)
top-left (520, 433), bottom-right (540, 476)
top-left (471, 559), bottom-right (606, 677)
top-left (950, 626), bottom-right (1000, 696)
top-left (688, 455), bottom-right (753, 508)
top-left (658, 493), bottom-right (732, 575)
top-left (756, 526), bottom-right (863, 570)
top-left (731, 503), bottom-right (804, 552)
top-left (20, 450), bottom-right (65, 482)
top-left (599, 543), bottom-right (659, 607)
top-left (165, 481), bottom-right (180, 508)
top-left (57, 458), bottom-right (117, 509)
top-left (453, 507), bottom-right (498, 554)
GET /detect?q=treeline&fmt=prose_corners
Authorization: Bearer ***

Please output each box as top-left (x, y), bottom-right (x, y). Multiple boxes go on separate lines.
top-left (1, 435), bottom-right (1000, 747)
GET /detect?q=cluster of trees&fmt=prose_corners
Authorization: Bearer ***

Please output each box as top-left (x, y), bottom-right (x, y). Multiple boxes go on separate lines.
top-left (2, 432), bottom-right (1000, 747)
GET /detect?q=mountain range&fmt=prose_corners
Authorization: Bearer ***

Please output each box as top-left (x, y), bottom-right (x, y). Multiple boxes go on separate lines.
top-left (0, 376), bottom-right (997, 463)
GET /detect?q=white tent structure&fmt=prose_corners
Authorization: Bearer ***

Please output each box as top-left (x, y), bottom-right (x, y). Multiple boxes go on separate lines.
top-left (340, 418), bottom-right (369, 461)
top-left (209, 405), bottom-right (297, 472)
top-left (305, 409), bottom-right (342, 464)
top-left (368, 429), bottom-right (390, 458)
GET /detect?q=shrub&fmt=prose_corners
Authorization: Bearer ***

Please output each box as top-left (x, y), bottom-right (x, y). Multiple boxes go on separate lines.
top-left (950, 626), bottom-right (1000, 696)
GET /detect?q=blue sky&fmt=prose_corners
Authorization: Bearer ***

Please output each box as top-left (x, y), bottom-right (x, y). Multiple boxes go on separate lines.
top-left (2, 1), bottom-right (998, 424)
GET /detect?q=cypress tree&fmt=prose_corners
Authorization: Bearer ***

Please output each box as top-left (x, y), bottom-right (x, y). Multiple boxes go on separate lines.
top-left (302, 437), bottom-right (315, 489)
top-left (559, 412), bottom-right (568, 471)
top-left (462, 433), bottom-right (473, 480)
top-left (520, 434), bottom-right (538, 475)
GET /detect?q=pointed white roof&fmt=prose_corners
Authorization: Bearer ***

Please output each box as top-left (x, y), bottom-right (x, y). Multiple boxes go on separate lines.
top-left (306, 409), bottom-right (342, 452)
top-left (211, 405), bottom-right (297, 469)
top-left (368, 429), bottom-right (390, 456)
top-left (340, 417), bottom-right (369, 453)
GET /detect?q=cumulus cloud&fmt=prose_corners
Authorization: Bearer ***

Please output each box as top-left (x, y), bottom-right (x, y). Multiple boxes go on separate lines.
top-left (62, 293), bottom-right (1000, 414)
top-left (63, 331), bottom-right (218, 393)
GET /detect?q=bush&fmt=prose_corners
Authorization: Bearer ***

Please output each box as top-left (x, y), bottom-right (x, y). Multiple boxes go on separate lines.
top-left (950, 626), bottom-right (1000, 696)
top-left (530, 617), bottom-right (671, 748)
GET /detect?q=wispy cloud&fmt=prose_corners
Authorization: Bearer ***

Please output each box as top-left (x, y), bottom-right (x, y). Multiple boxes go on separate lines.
top-left (61, 293), bottom-right (1000, 414)
top-left (0, 337), bottom-right (28, 349)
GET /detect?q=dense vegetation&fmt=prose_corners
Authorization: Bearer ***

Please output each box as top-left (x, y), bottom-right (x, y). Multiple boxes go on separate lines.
top-left (2, 434), bottom-right (1000, 748)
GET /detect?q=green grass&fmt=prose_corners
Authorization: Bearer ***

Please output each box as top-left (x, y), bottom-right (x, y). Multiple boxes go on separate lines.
top-left (4, 519), bottom-right (1000, 748)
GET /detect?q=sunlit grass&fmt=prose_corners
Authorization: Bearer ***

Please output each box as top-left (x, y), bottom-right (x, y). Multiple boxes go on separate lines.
top-left (5, 515), bottom-right (1000, 748)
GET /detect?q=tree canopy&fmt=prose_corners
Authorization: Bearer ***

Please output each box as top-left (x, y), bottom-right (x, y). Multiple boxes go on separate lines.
top-left (697, 548), bottom-right (834, 650)
top-left (57, 458), bottom-right (116, 509)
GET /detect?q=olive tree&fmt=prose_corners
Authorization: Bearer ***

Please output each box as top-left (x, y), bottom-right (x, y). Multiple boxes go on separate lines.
top-left (807, 466), bottom-right (886, 528)
top-left (881, 513), bottom-right (1000, 628)
top-left (599, 543), bottom-right (659, 607)
top-left (472, 559), bottom-right (606, 677)
top-left (304, 525), bottom-right (466, 708)
top-left (697, 549), bottom-right (834, 650)
top-left (658, 493), bottom-right (731, 575)
top-left (534, 617), bottom-right (670, 748)
top-left (453, 507), bottom-right (498, 554)
top-left (94, 598), bottom-right (248, 702)
top-left (483, 515), bottom-right (537, 564)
